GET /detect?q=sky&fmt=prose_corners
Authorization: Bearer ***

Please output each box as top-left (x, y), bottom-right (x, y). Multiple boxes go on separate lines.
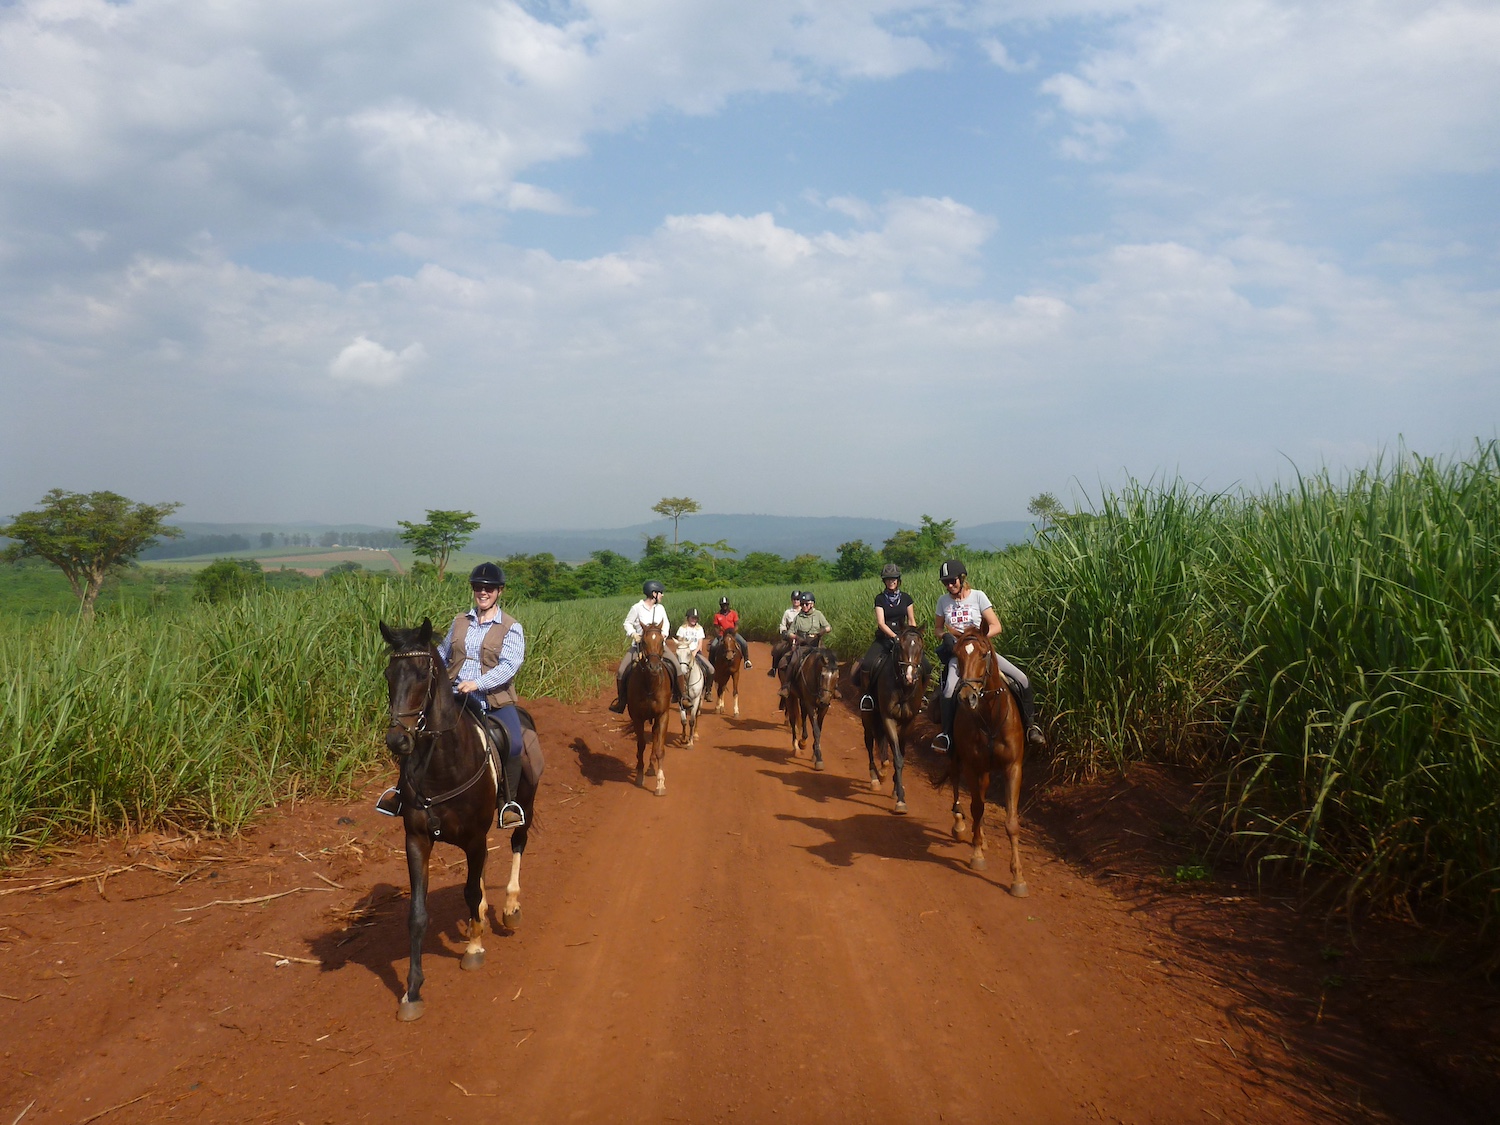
top-left (1, 0), bottom-right (1496, 530)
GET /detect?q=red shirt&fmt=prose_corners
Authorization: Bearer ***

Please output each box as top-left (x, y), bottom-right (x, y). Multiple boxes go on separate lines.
top-left (713, 610), bottom-right (739, 634)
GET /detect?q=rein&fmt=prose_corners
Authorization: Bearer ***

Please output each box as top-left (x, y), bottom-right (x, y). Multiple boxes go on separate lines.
top-left (387, 648), bottom-right (491, 835)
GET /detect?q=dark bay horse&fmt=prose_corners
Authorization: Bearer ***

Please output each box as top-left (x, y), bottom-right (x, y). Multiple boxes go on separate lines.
top-left (786, 641), bottom-right (839, 770)
top-left (380, 619), bottom-right (543, 1021)
top-left (627, 620), bottom-right (673, 795)
top-left (858, 624), bottom-right (929, 814)
top-left (947, 627), bottom-right (1028, 895)
top-left (710, 625), bottom-right (743, 717)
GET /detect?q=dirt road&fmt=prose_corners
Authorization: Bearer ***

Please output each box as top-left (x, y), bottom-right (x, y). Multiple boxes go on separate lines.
top-left (0, 644), bottom-right (1488, 1123)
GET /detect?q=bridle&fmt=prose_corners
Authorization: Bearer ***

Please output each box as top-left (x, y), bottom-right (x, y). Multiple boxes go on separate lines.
top-left (385, 647), bottom-right (490, 836)
top-left (892, 628), bottom-right (923, 689)
top-left (387, 648), bottom-right (452, 736)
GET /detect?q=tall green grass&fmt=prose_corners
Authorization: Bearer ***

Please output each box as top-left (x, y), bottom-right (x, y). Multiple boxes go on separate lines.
top-left (1008, 443), bottom-right (1500, 926)
top-left (0, 578), bottom-right (625, 848)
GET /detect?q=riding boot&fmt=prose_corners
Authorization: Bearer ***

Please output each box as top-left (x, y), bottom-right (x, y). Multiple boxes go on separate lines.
top-left (497, 747), bottom-right (525, 829)
top-left (1016, 680), bottom-right (1046, 749)
top-left (608, 673), bottom-right (627, 713)
top-left (933, 694), bottom-right (957, 753)
top-left (739, 636), bottom-right (752, 669)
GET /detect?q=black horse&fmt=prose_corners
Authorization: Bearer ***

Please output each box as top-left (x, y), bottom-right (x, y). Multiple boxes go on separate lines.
top-left (786, 641), bottom-right (839, 770)
top-left (379, 619), bottom-right (543, 1022)
top-left (858, 624), bottom-right (929, 814)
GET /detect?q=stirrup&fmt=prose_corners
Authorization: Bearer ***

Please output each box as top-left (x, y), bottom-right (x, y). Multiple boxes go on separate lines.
top-left (859, 694), bottom-right (875, 712)
top-left (932, 733), bottom-right (951, 753)
top-left (1027, 725), bottom-right (1046, 749)
top-left (608, 698), bottom-right (626, 713)
top-left (375, 787), bottom-right (402, 817)
top-left (743, 660), bottom-right (753, 669)
top-left (498, 802), bottom-right (526, 829)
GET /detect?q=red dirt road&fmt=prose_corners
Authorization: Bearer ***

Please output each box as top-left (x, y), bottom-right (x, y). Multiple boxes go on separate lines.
top-left (0, 644), bottom-right (1489, 1124)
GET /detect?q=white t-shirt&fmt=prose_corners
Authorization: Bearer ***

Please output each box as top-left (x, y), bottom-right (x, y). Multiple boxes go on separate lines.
top-left (675, 622), bottom-right (705, 648)
top-left (624, 599), bottom-right (670, 639)
top-left (936, 589), bottom-right (993, 634)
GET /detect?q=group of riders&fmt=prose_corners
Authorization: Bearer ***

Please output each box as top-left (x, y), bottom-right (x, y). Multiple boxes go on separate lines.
top-left (379, 558), bottom-right (1046, 828)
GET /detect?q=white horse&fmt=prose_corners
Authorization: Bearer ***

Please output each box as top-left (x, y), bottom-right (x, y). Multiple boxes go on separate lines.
top-left (675, 639), bottom-right (707, 746)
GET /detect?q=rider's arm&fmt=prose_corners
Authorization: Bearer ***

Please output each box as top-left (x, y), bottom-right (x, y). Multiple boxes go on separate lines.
top-left (472, 621), bottom-right (525, 691)
top-left (904, 603), bottom-right (917, 627)
top-left (875, 605), bottom-right (896, 639)
top-left (623, 602), bottom-right (643, 638)
top-left (435, 621), bottom-right (458, 665)
top-left (982, 606), bottom-right (1003, 639)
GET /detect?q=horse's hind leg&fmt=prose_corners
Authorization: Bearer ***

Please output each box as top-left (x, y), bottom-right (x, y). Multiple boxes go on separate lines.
top-left (653, 719), bottom-right (667, 796)
top-left (864, 724), bottom-right (882, 792)
top-left (731, 670), bottom-right (740, 717)
top-left (635, 723), bottom-right (648, 787)
top-left (460, 838), bottom-right (488, 971)
top-left (399, 833), bottom-right (433, 1021)
top-left (1002, 757), bottom-right (1027, 897)
top-left (502, 847), bottom-right (524, 928)
top-left (951, 764), bottom-right (967, 842)
top-left (810, 707), bottom-right (826, 771)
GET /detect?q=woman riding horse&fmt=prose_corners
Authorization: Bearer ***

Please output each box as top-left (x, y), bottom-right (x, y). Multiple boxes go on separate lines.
top-left (377, 561), bottom-right (529, 830)
top-left (857, 563), bottom-right (917, 712)
top-left (609, 579), bottom-right (683, 713)
top-left (931, 558), bottom-right (1045, 754)
top-left (777, 591), bottom-right (831, 709)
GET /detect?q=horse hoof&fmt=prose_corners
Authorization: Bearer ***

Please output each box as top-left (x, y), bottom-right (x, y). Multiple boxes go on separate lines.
top-left (655, 785), bottom-right (666, 797)
top-left (397, 1000), bottom-right (425, 1022)
top-left (894, 801), bottom-right (907, 815)
top-left (1009, 882), bottom-right (1029, 898)
top-left (969, 855), bottom-right (988, 871)
top-left (869, 777), bottom-right (882, 793)
top-left (636, 771), bottom-right (646, 788)
top-left (813, 759), bottom-right (825, 771)
top-left (460, 950), bottom-right (485, 971)
top-left (502, 907), bottom-right (521, 929)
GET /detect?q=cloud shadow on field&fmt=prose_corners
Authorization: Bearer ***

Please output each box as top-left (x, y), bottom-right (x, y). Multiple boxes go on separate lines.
top-left (571, 736), bottom-right (635, 787)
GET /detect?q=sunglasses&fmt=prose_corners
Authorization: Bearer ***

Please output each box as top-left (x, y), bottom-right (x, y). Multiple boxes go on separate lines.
top-left (471, 583), bottom-right (501, 593)
top-left (942, 578), bottom-right (962, 587)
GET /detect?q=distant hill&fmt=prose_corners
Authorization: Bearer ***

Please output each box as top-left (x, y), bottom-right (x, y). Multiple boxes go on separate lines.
top-left (133, 514), bottom-right (1033, 563)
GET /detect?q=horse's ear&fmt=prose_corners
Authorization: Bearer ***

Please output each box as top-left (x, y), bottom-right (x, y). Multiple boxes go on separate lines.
top-left (379, 621), bottom-right (397, 647)
top-left (419, 617), bottom-right (433, 646)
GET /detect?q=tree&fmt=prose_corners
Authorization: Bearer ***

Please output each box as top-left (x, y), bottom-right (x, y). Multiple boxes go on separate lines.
top-left (1, 489), bottom-right (181, 618)
top-left (651, 496), bottom-right (701, 546)
top-left (193, 558), bottom-right (265, 604)
top-left (1027, 492), bottom-right (1064, 532)
top-left (881, 515), bottom-right (956, 570)
top-left (833, 539), bottom-right (881, 581)
top-left (259, 531), bottom-right (275, 549)
top-left (396, 509), bottom-right (479, 579)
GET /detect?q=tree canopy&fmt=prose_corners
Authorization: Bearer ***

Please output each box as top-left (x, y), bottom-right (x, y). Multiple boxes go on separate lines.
top-left (651, 496), bottom-right (701, 545)
top-left (1, 489), bottom-right (181, 617)
top-left (1027, 492), bottom-right (1064, 531)
top-left (396, 509), bottom-right (479, 579)
top-left (880, 515), bottom-right (957, 571)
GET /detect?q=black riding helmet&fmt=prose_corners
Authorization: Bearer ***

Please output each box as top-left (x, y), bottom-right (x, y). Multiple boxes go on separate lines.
top-left (719, 596), bottom-right (730, 608)
top-left (880, 563), bottom-right (901, 581)
top-left (469, 561), bottom-right (505, 587)
top-left (642, 579), bottom-right (665, 596)
top-left (686, 607), bottom-right (699, 619)
top-left (938, 559), bottom-right (967, 583)
top-left (800, 591), bottom-right (815, 605)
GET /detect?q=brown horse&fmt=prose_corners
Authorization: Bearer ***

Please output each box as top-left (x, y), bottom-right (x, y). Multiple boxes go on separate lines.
top-left (711, 625), bottom-right (743, 717)
top-left (858, 624), bottom-right (929, 814)
top-left (379, 619), bottom-right (543, 1021)
top-left (627, 620), bottom-right (673, 795)
top-left (947, 626), bottom-right (1028, 895)
top-left (786, 641), bottom-right (839, 770)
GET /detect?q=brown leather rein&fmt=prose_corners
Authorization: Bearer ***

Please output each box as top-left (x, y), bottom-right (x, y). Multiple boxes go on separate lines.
top-left (387, 649), bottom-right (493, 823)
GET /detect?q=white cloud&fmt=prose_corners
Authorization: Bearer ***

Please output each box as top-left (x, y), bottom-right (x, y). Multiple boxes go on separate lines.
top-left (327, 336), bottom-right (425, 386)
top-left (1032, 1), bottom-right (1500, 185)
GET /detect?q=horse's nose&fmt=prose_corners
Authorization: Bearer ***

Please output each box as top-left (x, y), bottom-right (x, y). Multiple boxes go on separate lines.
top-left (387, 726), bottom-right (412, 756)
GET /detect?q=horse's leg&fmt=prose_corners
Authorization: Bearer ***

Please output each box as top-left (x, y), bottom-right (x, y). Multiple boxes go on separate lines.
top-left (635, 719), bottom-right (648, 786)
top-left (887, 714), bottom-right (907, 814)
top-left (399, 831), bottom-right (433, 1021)
top-left (1003, 751), bottom-right (1028, 897)
top-left (810, 703), bottom-right (826, 771)
top-left (731, 667), bottom-right (740, 717)
top-left (503, 741), bottom-right (540, 927)
top-left (864, 717), bottom-right (882, 792)
top-left (653, 714), bottom-right (667, 797)
top-left (460, 836), bottom-right (488, 971)
top-left (951, 750), bottom-right (967, 842)
top-left (714, 670), bottom-right (725, 714)
top-left (969, 763), bottom-right (990, 871)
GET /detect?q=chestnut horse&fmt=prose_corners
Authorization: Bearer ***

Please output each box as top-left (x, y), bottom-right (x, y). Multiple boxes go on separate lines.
top-left (379, 619), bottom-right (543, 1021)
top-left (627, 620), bottom-right (673, 795)
top-left (947, 627), bottom-right (1028, 895)
top-left (711, 625), bottom-right (743, 717)
top-left (858, 624), bottom-right (929, 814)
top-left (786, 641), bottom-right (839, 770)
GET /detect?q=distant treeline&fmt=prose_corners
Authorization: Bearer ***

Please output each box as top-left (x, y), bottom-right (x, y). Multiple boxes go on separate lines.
top-left (495, 516), bottom-right (1002, 601)
top-left (140, 528), bottom-right (402, 560)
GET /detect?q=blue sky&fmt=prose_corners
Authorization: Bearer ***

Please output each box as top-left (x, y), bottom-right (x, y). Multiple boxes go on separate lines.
top-left (1, 1), bottom-right (1496, 531)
